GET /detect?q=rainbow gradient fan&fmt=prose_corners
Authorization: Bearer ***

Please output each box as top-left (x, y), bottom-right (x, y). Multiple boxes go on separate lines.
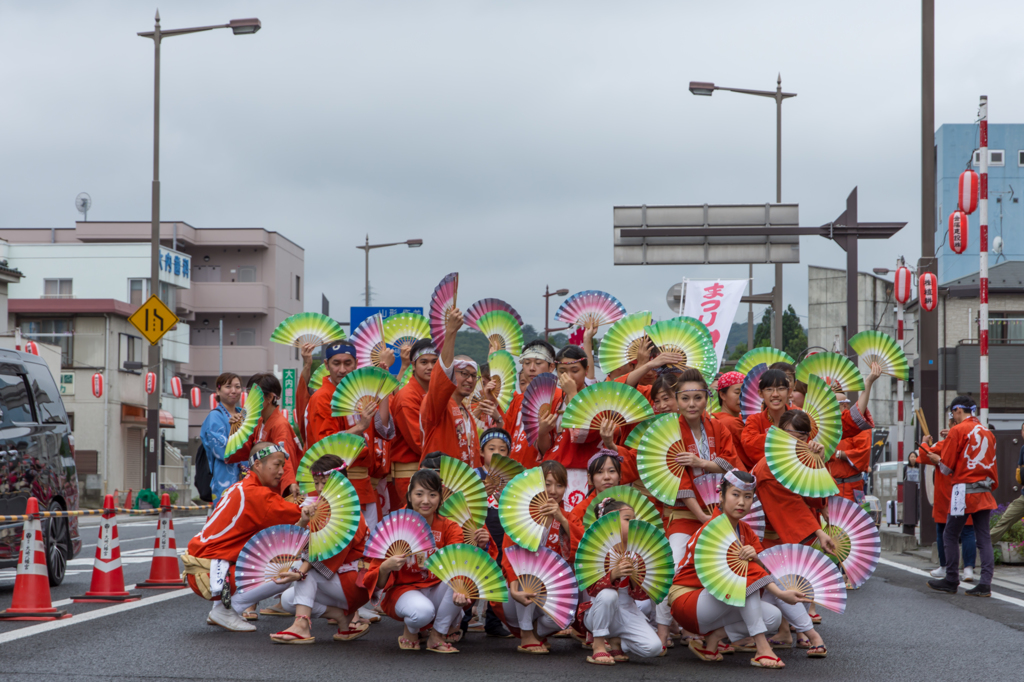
top-left (474, 311), bottom-right (524, 356)
top-left (295, 433), bottom-right (365, 493)
top-left (645, 317), bottom-right (717, 378)
top-left (439, 491), bottom-right (479, 544)
top-left (764, 426), bottom-right (838, 498)
top-left (581, 485), bottom-right (664, 531)
top-left (597, 311), bottom-right (652, 373)
top-left (813, 495), bottom-right (881, 588)
top-left (848, 330), bottom-right (909, 380)
top-left (739, 363), bottom-right (769, 419)
top-left (694, 514), bottom-right (748, 606)
top-left (735, 347), bottom-right (795, 375)
top-left (440, 456), bottom-right (487, 529)
top-left (499, 468), bottom-right (553, 552)
top-left (330, 367), bottom-right (399, 418)
top-left (744, 497), bottom-right (766, 540)
top-left (424, 544), bottom-right (509, 602)
top-left (758, 543), bottom-right (847, 614)
top-left (307, 473), bottom-right (362, 562)
top-left (429, 272), bottom-right (459, 348)
top-left (574, 512), bottom-right (674, 603)
top-left (236, 525), bottom-right (308, 593)
top-left (465, 298), bottom-right (524, 329)
top-left (270, 312), bottom-right (347, 348)
top-left (351, 313), bottom-right (388, 369)
top-left (225, 385), bottom-right (263, 458)
top-left (484, 454), bottom-right (524, 500)
top-left (554, 290), bottom-right (626, 328)
top-left (802, 374), bottom-right (842, 455)
top-left (635, 413), bottom-right (688, 505)
top-left (693, 473), bottom-right (723, 511)
top-left (706, 384), bottom-right (722, 414)
top-left (522, 373), bottom-right (558, 446)
top-left (397, 366), bottom-right (413, 390)
top-left (504, 546), bottom-right (579, 630)
top-left (310, 364), bottom-right (329, 391)
top-left (796, 352), bottom-right (865, 392)
top-left (383, 312), bottom-right (431, 349)
top-left (560, 382), bottom-right (654, 431)
top-left (486, 350), bottom-right (517, 411)
top-left (364, 510), bottom-right (436, 559)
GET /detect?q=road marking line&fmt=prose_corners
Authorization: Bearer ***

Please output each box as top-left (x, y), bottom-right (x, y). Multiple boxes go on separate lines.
top-left (0, 587), bottom-right (190, 644)
top-left (877, 558), bottom-right (1024, 608)
top-left (50, 583), bottom-right (139, 608)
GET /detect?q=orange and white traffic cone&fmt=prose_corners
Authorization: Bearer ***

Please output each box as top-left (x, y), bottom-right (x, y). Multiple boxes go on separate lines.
top-left (137, 493), bottom-right (184, 589)
top-left (73, 494), bottom-right (139, 603)
top-left (0, 497), bottom-right (70, 620)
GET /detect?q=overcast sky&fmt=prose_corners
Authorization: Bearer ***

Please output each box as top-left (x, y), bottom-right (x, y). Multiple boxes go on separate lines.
top-left (3, 1), bottom-right (1022, 334)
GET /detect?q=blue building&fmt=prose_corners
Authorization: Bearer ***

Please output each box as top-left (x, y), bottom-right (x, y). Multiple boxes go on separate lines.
top-left (935, 123), bottom-right (1024, 284)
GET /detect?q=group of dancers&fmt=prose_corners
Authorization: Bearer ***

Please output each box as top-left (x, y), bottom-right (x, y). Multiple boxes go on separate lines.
top-left (182, 281), bottom-right (999, 668)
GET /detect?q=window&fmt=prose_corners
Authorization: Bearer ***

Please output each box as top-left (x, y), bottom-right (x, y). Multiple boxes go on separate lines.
top-left (987, 312), bottom-right (1024, 344)
top-left (25, 362), bottom-right (67, 424)
top-left (0, 374), bottom-right (34, 424)
top-left (23, 319), bottom-right (73, 368)
top-left (237, 328), bottom-right (256, 346)
top-left (43, 279), bottom-right (73, 298)
top-left (295, 275), bottom-right (301, 301)
top-left (128, 279), bottom-right (149, 306)
top-left (119, 333), bottom-right (144, 371)
top-left (158, 282), bottom-right (176, 312)
top-left (238, 266), bottom-right (256, 282)
top-left (973, 149), bottom-right (1005, 167)
top-left (1018, 150), bottom-right (1024, 167)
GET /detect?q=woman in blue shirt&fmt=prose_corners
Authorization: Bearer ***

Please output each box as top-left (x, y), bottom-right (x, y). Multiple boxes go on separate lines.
top-left (200, 372), bottom-right (243, 502)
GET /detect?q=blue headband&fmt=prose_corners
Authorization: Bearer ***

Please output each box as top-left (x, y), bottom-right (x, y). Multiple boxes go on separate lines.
top-left (481, 431), bottom-right (511, 451)
top-left (325, 343), bottom-right (356, 360)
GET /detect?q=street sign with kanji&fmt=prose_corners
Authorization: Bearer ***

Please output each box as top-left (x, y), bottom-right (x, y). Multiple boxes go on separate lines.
top-left (128, 295), bottom-right (179, 345)
top-left (282, 369), bottom-right (296, 411)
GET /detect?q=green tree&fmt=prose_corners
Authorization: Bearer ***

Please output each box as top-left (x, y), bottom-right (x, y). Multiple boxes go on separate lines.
top-left (747, 305), bottom-right (808, 360)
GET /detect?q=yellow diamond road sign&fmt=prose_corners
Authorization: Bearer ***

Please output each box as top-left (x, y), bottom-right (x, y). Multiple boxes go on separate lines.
top-left (128, 295), bottom-right (180, 345)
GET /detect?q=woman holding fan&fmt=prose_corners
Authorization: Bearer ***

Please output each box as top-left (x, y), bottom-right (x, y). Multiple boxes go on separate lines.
top-left (568, 451), bottom-right (622, 525)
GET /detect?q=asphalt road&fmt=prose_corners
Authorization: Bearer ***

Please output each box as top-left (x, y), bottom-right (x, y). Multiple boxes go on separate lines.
top-left (0, 516), bottom-right (1022, 681)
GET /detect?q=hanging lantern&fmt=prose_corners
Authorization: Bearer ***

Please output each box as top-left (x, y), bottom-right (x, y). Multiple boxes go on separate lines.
top-left (894, 266), bottom-right (913, 304)
top-left (190, 386), bottom-right (202, 408)
top-left (948, 210), bottom-right (968, 254)
top-left (209, 393), bottom-right (217, 410)
top-left (240, 391), bottom-right (247, 409)
top-left (91, 372), bottom-right (104, 398)
top-left (959, 169), bottom-right (980, 214)
top-left (24, 341), bottom-right (39, 356)
top-left (170, 376), bottom-right (182, 398)
top-left (145, 371), bottom-right (158, 395)
top-left (919, 272), bottom-right (938, 312)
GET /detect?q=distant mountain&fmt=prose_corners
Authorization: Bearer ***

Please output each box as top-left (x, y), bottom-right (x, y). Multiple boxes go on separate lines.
top-left (725, 321), bottom-right (749, 356)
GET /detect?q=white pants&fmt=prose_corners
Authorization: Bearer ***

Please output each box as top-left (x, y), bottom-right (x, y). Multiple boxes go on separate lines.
top-left (693, 589), bottom-right (782, 641)
top-left (231, 578), bottom-right (289, 616)
top-left (583, 588), bottom-right (663, 658)
top-left (655, 532), bottom-right (691, 626)
top-left (393, 583), bottom-right (462, 635)
top-left (362, 503), bottom-right (379, 530)
top-left (292, 571), bottom-right (350, 614)
top-left (761, 592), bottom-right (813, 633)
top-left (511, 599), bottom-right (561, 638)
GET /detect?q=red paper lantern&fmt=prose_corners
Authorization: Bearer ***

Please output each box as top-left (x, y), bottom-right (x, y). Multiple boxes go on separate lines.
top-left (209, 393), bottom-right (217, 410)
top-left (894, 266), bottom-right (913, 304)
top-left (190, 386), bottom-right (202, 408)
top-left (145, 371), bottom-right (158, 395)
top-left (959, 169), bottom-right (979, 214)
top-left (948, 210), bottom-right (968, 254)
top-left (919, 272), bottom-right (938, 312)
top-left (91, 372), bottom-right (104, 398)
top-left (170, 376), bottom-right (182, 398)
top-left (24, 341), bottom-right (39, 355)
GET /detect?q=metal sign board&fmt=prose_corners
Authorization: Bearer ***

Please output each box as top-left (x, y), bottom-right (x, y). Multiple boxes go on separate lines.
top-left (282, 368), bottom-right (296, 411)
top-left (128, 295), bottom-right (180, 345)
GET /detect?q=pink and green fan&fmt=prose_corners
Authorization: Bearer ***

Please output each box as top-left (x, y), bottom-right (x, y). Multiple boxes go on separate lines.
top-left (560, 382), bottom-right (654, 431)
top-left (439, 491), bottom-right (479, 544)
top-left (225, 385), bottom-right (263, 458)
top-left (645, 317), bottom-right (717, 378)
top-left (581, 484), bottom-right (664, 531)
top-left (522, 373), bottom-right (558, 446)
top-left (330, 367), bottom-right (399, 418)
top-left (465, 298), bottom-right (524, 328)
top-left (428, 272), bottom-right (459, 348)
top-left (739, 363), bottom-right (769, 419)
top-left (764, 426), bottom-right (838, 498)
top-left (475, 311), bottom-right (524, 356)
top-left (554, 290), bottom-right (626, 328)
top-left (484, 454), bottom-right (524, 501)
top-left (383, 312), bottom-right (430, 349)
top-left (623, 416), bottom-right (658, 450)
top-left (693, 473), bottom-right (723, 511)
top-left (574, 512), bottom-right (674, 604)
top-left (236, 525), bottom-right (309, 593)
top-left (802, 374), bottom-right (843, 455)
top-left (796, 352), bottom-right (864, 392)
top-left (307, 472), bottom-right (362, 562)
top-left (504, 545), bottom-right (579, 630)
top-left (295, 432), bottom-right (365, 493)
top-left (499, 468), bottom-right (553, 552)
top-left (351, 313), bottom-right (388, 369)
top-left (439, 455), bottom-right (487, 529)
top-left (635, 413), bottom-right (688, 505)
top-left (735, 347), bottom-right (795, 375)
top-left (271, 312), bottom-right (347, 347)
top-left (694, 513), bottom-right (748, 606)
top-left (758, 543), bottom-right (847, 614)
top-left (364, 509), bottom-right (436, 559)
top-left (424, 544), bottom-right (509, 602)
top-left (848, 330), bottom-right (909, 380)
top-left (813, 495), bottom-right (880, 588)
top-left (310, 364), bottom-right (329, 391)
top-left (597, 310), bottom-right (652, 373)
top-left (486, 350), bottom-right (517, 411)
top-left (743, 497), bottom-right (766, 540)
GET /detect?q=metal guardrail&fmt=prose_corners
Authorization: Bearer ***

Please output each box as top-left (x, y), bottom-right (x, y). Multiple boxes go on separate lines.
top-left (0, 504), bottom-right (212, 523)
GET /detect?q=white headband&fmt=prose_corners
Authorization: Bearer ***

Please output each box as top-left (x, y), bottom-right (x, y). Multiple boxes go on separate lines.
top-left (453, 359), bottom-right (478, 373)
top-left (724, 470), bottom-right (756, 492)
top-left (413, 345), bottom-right (438, 361)
top-left (521, 346), bottom-right (554, 364)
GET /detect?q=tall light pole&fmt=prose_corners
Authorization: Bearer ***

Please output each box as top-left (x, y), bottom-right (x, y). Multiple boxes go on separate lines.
top-left (356, 235), bottom-right (424, 306)
top-left (690, 75), bottom-right (797, 350)
top-left (543, 286), bottom-right (570, 342)
top-left (138, 12), bottom-right (261, 490)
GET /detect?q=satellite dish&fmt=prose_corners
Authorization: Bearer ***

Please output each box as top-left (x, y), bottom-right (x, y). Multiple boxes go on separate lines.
top-left (666, 282), bottom-right (683, 314)
top-left (75, 192), bottom-right (92, 221)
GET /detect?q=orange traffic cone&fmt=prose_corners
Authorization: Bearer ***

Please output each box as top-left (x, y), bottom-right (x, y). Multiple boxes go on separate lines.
top-left (137, 493), bottom-right (185, 589)
top-left (0, 497), bottom-right (70, 620)
top-left (73, 495), bottom-right (139, 603)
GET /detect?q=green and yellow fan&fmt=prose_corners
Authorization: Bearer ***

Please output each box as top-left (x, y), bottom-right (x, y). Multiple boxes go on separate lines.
top-left (484, 454), bottom-right (524, 500)
top-left (796, 352), bottom-right (864, 392)
top-left (439, 491), bottom-right (479, 544)
top-left (581, 485), bottom-right (664, 532)
top-left (310, 364), bottom-right (329, 391)
top-left (679, 316), bottom-right (716, 348)
top-left (735, 347), bottom-right (795, 375)
top-left (330, 367), bottom-right (400, 418)
top-left (486, 350), bottom-right (517, 412)
top-left (294, 433), bottom-right (366, 493)
top-left (271, 312), bottom-right (347, 348)
top-left (623, 416), bottom-right (658, 450)
top-left (694, 513), bottom-right (748, 607)
top-left (439, 456), bottom-right (487, 529)
top-left (226, 385), bottom-right (263, 458)
top-left (474, 310), bottom-right (524, 356)
top-left (560, 382), bottom-right (654, 432)
top-left (706, 387), bottom-right (721, 414)
top-left (635, 413), bottom-right (689, 505)
top-left (574, 512), bottom-right (674, 604)
top-left (848, 330), bottom-right (908, 380)
top-left (498, 468), bottom-right (553, 552)
top-left (308, 472), bottom-right (362, 562)
top-left (397, 366), bottom-right (413, 390)
top-left (424, 544), bottom-right (509, 602)
top-left (645, 317), bottom-right (718, 378)
top-left (802, 374), bottom-right (843, 455)
top-left (597, 311), bottom-right (652, 373)
top-left (383, 312), bottom-right (431, 349)
top-left (764, 426), bottom-right (839, 498)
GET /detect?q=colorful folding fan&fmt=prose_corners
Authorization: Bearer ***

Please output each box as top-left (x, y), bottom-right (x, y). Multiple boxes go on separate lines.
top-left (796, 351), bottom-right (865, 392)
top-left (236, 525), bottom-right (309, 593)
top-left (351, 313), bottom-right (388, 369)
top-left (645, 317), bottom-right (718, 378)
top-left (364, 509), bottom-right (436, 559)
top-left (522, 373), bottom-right (558, 446)
top-left (484, 454), bottom-right (524, 500)
top-left (764, 426), bottom-right (839, 498)
top-left (623, 416), bottom-right (658, 450)
top-left (429, 272), bottom-right (459, 348)
top-left (813, 495), bottom-right (881, 588)
top-left (739, 363), bottom-right (769, 419)
top-left (706, 387), bottom-right (721, 415)
top-left (473, 311), bottom-right (524, 356)
top-left (581, 484), bottom-right (664, 531)
top-left (574, 512), bottom-right (674, 604)
top-left (694, 513), bottom-right (748, 606)
top-left (486, 350), bottom-right (517, 412)
top-left (597, 310), bottom-right (652, 373)
top-left (424, 544), bottom-right (509, 602)
top-left (397, 366), bottom-right (413, 390)
top-left (270, 312), bottom-right (347, 347)
top-left (758, 543), bottom-right (847, 614)
top-left (743, 497), bottom-right (766, 540)
top-left (559, 382), bottom-right (654, 431)
top-left (225, 385), bottom-right (263, 457)
top-left (310, 364), bottom-right (329, 391)
top-left (635, 413), bottom-right (689, 505)
top-left (307, 473), bottom-right (362, 562)
top-left (294, 433), bottom-right (365, 493)
top-left (802, 374), bottom-right (842, 455)
top-left (439, 491), bottom-right (478, 544)
top-left (848, 330), bottom-right (909, 380)
top-left (382, 312), bottom-right (431, 349)
top-left (330, 367), bottom-right (400, 418)
top-left (465, 298), bottom-right (524, 329)
top-left (554, 290), bottom-right (626, 328)
top-left (693, 473), bottom-right (723, 512)
top-left (504, 545), bottom-right (579, 630)
top-left (439, 456), bottom-right (488, 529)
top-left (735, 347), bottom-right (795, 375)
top-left (498, 468), bottom-right (553, 552)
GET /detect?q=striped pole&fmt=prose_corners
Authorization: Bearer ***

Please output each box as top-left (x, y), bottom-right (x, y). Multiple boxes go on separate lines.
top-left (896, 257), bottom-right (905, 488)
top-left (979, 96), bottom-right (989, 424)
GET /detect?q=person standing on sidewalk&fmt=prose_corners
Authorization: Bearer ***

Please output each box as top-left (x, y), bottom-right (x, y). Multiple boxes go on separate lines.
top-left (200, 372), bottom-right (243, 503)
top-left (991, 422), bottom-right (1024, 544)
top-left (927, 396), bottom-right (998, 597)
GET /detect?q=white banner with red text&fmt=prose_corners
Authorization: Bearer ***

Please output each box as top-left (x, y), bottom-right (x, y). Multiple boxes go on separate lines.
top-left (681, 279), bottom-right (747, 373)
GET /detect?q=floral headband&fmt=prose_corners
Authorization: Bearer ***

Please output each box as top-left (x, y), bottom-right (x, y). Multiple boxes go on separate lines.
top-left (312, 462), bottom-right (349, 478)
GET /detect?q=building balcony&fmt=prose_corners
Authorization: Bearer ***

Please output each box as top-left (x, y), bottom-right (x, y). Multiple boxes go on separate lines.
top-left (179, 282), bottom-right (269, 316)
top-left (184, 345), bottom-right (269, 378)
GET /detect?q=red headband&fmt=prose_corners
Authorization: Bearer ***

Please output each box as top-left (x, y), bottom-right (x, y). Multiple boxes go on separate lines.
top-left (717, 371), bottom-right (745, 389)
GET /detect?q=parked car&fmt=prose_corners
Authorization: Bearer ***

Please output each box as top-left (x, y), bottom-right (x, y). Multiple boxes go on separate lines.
top-left (0, 349), bottom-right (80, 585)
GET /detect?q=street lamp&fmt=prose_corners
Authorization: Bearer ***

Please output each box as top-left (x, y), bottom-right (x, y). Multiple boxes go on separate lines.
top-left (543, 286), bottom-right (570, 342)
top-left (137, 10), bottom-right (260, 490)
top-left (356, 235), bottom-right (424, 306)
top-left (690, 75), bottom-right (796, 350)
